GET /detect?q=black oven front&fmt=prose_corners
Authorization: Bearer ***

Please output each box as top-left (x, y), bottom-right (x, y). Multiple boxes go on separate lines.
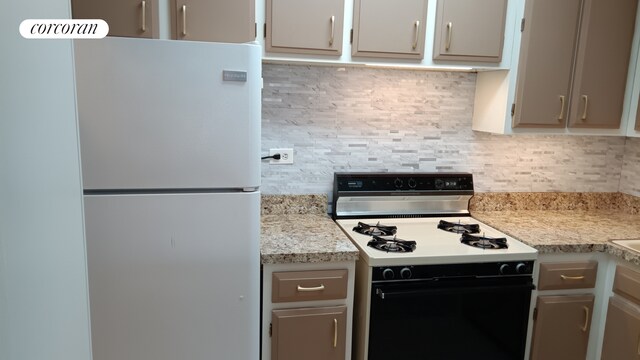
top-left (367, 261), bottom-right (535, 360)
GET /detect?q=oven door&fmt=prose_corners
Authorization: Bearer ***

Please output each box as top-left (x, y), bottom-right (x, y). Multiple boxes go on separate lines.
top-left (368, 276), bottom-right (534, 360)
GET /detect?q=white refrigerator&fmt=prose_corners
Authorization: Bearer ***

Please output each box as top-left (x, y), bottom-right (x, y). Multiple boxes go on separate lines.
top-left (74, 37), bottom-right (261, 360)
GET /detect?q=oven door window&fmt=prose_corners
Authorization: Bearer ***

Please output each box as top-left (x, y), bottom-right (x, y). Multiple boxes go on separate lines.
top-left (368, 278), bottom-right (534, 360)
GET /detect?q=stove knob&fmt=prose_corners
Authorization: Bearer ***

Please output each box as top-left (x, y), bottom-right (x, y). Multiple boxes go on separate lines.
top-left (394, 178), bottom-right (403, 189)
top-left (435, 179), bottom-right (445, 190)
top-left (408, 178), bottom-right (417, 189)
top-left (516, 263), bottom-right (529, 274)
top-left (400, 267), bottom-right (412, 279)
top-left (382, 268), bottom-right (395, 280)
top-left (499, 263), bottom-right (512, 275)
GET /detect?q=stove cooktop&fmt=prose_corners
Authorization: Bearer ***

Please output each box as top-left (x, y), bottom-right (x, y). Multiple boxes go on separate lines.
top-left (335, 216), bottom-right (537, 266)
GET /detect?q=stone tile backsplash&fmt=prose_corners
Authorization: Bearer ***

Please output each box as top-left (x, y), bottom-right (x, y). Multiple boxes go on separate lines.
top-left (261, 63), bottom-right (638, 197)
top-left (621, 137), bottom-right (640, 197)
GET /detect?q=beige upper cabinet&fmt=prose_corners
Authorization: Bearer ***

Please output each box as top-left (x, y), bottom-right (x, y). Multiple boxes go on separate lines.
top-left (433, 0), bottom-right (507, 62)
top-left (352, 0), bottom-right (428, 59)
top-left (71, 0), bottom-right (158, 38)
top-left (530, 295), bottom-right (594, 360)
top-left (172, 0), bottom-right (255, 43)
top-left (265, 0), bottom-right (344, 55)
top-left (513, 0), bottom-right (637, 129)
top-left (512, 0), bottom-right (581, 128)
top-left (568, 0), bottom-right (638, 129)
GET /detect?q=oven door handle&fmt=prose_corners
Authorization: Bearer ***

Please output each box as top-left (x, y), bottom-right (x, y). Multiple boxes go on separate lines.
top-left (375, 283), bottom-right (535, 300)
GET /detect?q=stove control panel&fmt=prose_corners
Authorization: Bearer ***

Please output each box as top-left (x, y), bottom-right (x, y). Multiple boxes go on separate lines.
top-left (372, 261), bottom-right (535, 282)
top-left (336, 173), bottom-right (474, 193)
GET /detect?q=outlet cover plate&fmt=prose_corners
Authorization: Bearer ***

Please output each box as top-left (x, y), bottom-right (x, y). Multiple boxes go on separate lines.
top-left (269, 148), bottom-right (293, 164)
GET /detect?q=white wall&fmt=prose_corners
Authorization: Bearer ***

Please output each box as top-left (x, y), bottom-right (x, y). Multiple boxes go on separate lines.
top-left (0, 0), bottom-right (92, 359)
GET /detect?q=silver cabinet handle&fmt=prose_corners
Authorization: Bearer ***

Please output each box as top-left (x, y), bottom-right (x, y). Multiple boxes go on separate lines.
top-left (581, 95), bottom-right (589, 120)
top-left (329, 15), bottom-right (335, 46)
top-left (141, 0), bottom-right (147, 32)
top-left (296, 284), bottom-right (325, 292)
top-left (560, 275), bottom-right (585, 280)
top-left (181, 5), bottom-right (187, 36)
top-left (445, 22), bottom-right (453, 51)
top-left (333, 318), bottom-right (338, 348)
top-left (581, 306), bottom-right (589, 332)
top-left (557, 95), bottom-right (565, 121)
top-left (412, 20), bottom-right (420, 50)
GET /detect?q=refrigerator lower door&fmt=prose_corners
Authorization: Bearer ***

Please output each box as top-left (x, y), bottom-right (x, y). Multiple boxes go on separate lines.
top-left (84, 191), bottom-right (259, 360)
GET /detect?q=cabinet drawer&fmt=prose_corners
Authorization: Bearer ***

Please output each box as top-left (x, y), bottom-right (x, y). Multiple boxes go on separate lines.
top-left (538, 261), bottom-right (598, 290)
top-left (613, 265), bottom-right (640, 305)
top-left (272, 269), bottom-right (348, 303)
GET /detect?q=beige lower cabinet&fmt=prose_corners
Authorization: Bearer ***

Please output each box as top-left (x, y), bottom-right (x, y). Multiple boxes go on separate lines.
top-left (601, 296), bottom-right (640, 360)
top-left (261, 262), bottom-right (355, 360)
top-left (530, 295), bottom-right (594, 360)
top-left (272, 306), bottom-right (347, 360)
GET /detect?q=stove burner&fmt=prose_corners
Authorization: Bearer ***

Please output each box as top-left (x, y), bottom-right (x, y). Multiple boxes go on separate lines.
top-left (367, 235), bottom-right (416, 253)
top-left (437, 220), bottom-right (480, 234)
top-left (460, 233), bottom-right (508, 249)
top-left (353, 221), bottom-right (398, 237)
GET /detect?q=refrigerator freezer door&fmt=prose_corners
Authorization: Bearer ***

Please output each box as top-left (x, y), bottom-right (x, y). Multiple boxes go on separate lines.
top-left (75, 37), bottom-right (261, 190)
top-left (84, 192), bottom-right (259, 360)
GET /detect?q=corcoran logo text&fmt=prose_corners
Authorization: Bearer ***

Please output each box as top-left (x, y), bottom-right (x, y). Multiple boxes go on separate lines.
top-left (20, 19), bottom-right (109, 39)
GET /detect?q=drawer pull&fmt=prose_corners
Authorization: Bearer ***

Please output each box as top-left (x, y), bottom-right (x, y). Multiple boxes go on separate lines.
top-left (181, 5), bottom-right (187, 36)
top-left (557, 95), bottom-right (565, 121)
top-left (141, 0), bottom-right (147, 32)
top-left (333, 318), bottom-right (338, 348)
top-left (560, 275), bottom-right (585, 280)
top-left (581, 95), bottom-right (589, 120)
top-left (445, 22), bottom-right (452, 51)
top-left (329, 15), bottom-right (335, 46)
top-left (297, 284), bottom-right (325, 292)
top-left (412, 20), bottom-right (420, 50)
top-left (581, 306), bottom-right (589, 332)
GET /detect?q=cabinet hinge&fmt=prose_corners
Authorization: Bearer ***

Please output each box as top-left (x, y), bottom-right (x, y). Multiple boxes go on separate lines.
top-left (264, 23), bottom-right (267, 39)
top-left (521, 18), bottom-right (525, 32)
top-left (533, 307), bottom-right (538, 321)
top-left (511, 103), bottom-right (516, 117)
top-left (350, 29), bottom-right (353, 44)
top-left (269, 323), bottom-right (272, 337)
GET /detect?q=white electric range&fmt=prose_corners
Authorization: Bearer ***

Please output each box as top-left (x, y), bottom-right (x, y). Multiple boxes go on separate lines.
top-left (332, 173), bottom-right (538, 360)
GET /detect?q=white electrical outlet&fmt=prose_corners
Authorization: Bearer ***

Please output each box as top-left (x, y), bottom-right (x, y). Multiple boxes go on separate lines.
top-left (269, 148), bottom-right (293, 165)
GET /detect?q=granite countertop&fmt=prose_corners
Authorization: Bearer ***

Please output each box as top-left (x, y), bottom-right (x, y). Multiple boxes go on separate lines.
top-left (470, 192), bottom-right (640, 265)
top-left (260, 195), bottom-right (359, 264)
top-left (260, 192), bottom-right (640, 266)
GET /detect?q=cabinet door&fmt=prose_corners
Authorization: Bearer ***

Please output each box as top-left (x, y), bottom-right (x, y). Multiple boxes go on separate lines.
top-left (636, 101), bottom-right (640, 131)
top-left (72, 0), bottom-right (157, 38)
top-left (352, 0), bottom-right (428, 59)
top-left (568, 0), bottom-right (638, 129)
top-left (530, 295), bottom-right (594, 360)
top-left (601, 296), bottom-right (640, 360)
top-left (433, 0), bottom-right (507, 62)
top-left (513, 0), bottom-right (581, 128)
top-left (173, 0), bottom-right (255, 43)
top-left (272, 306), bottom-right (346, 360)
top-left (266, 0), bottom-right (344, 55)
